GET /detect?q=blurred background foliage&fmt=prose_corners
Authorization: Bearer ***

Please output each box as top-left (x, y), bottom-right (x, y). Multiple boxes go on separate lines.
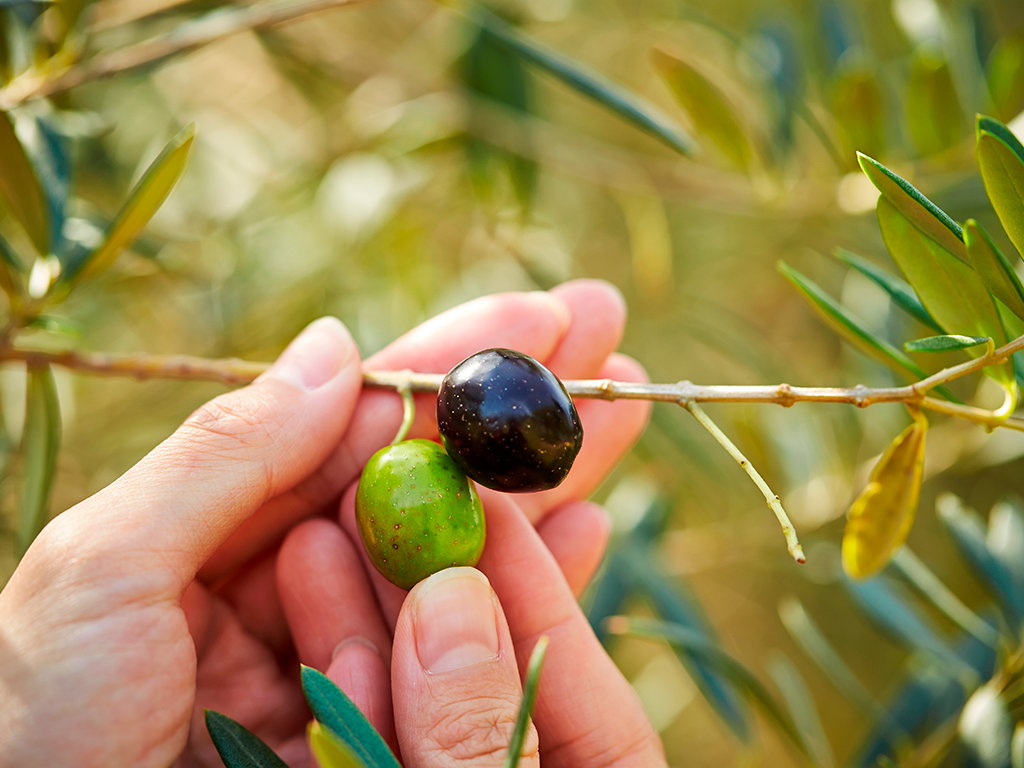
top-left (5, 0), bottom-right (1024, 765)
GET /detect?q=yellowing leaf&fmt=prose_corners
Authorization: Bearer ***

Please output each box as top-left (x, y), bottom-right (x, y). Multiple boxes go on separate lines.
top-left (843, 418), bottom-right (927, 580)
top-left (978, 128), bottom-right (1024, 261)
top-left (308, 721), bottom-right (367, 768)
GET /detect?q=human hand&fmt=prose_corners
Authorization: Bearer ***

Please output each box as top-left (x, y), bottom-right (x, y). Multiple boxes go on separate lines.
top-left (0, 280), bottom-right (656, 767)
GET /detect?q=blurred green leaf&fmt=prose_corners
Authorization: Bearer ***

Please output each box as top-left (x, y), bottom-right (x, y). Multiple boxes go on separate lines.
top-left (1012, 723), bottom-right (1024, 768)
top-left (503, 635), bottom-right (547, 768)
top-left (965, 219), bottom-right (1024, 323)
top-left (0, 231), bottom-right (23, 304)
top-left (905, 47), bottom-right (966, 157)
top-left (904, 335), bottom-right (991, 353)
top-left (834, 248), bottom-right (942, 332)
top-left (843, 572), bottom-right (977, 683)
top-left (857, 153), bottom-right (965, 259)
top-left (777, 261), bottom-right (953, 393)
top-left (16, 116), bottom-right (71, 256)
top-left (842, 419), bottom-right (926, 580)
top-left (938, 493), bottom-right (1024, 634)
top-left (205, 710), bottom-right (289, 768)
top-left (611, 616), bottom-right (812, 761)
top-left (587, 551), bottom-right (632, 644)
top-left (308, 721), bottom-right (367, 768)
top-left (986, 37), bottom-right (1024, 122)
top-left (300, 666), bottom-right (401, 768)
top-left (651, 48), bottom-right (752, 171)
top-left (61, 123), bottom-right (195, 287)
top-left (0, 12), bottom-right (9, 86)
top-left (876, 198), bottom-right (1013, 388)
top-left (16, 365), bottom-right (59, 557)
top-left (978, 126), bottom-right (1024, 260)
top-left (766, 652), bottom-right (835, 768)
top-left (616, 542), bottom-right (752, 741)
top-left (958, 686), bottom-right (1013, 768)
top-left (0, 109), bottom-right (49, 256)
top-left (828, 61), bottom-right (886, 158)
top-left (988, 497), bottom-right (1024, 595)
top-left (473, 9), bottom-right (697, 156)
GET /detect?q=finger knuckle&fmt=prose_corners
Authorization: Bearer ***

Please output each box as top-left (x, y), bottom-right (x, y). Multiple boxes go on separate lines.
top-left (423, 694), bottom-right (537, 766)
top-left (179, 392), bottom-right (283, 458)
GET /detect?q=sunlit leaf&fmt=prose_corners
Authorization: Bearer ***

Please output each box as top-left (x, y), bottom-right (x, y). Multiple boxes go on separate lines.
top-left (503, 636), bottom-right (547, 768)
top-left (964, 219), bottom-right (1024, 323)
top-left (0, 109), bottom-right (48, 255)
top-left (978, 126), bottom-right (1024, 260)
top-left (959, 686), bottom-right (1013, 768)
top-left (61, 123), bottom-right (195, 286)
top-left (834, 248), bottom-right (941, 332)
top-left (300, 666), bottom-right (401, 768)
top-left (828, 61), bottom-right (886, 158)
top-left (876, 198), bottom-right (1013, 388)
top-left (843, 572), bottom-right (977, 682)
top-left (16, 365), bottom-right (59, 557)
top-left (473, 9), bottom-right (697, 156)
top-left (610, 616), bottom-right (812, 761)
top-left (205, 710), bottom-right (289, 768)
top-left (979, 116), bottom-right (1024, 165)
top-left (651, 48), bottom-right (752, 171)
top-left (987, 36), bottom-right (1024, 121)
top-left (842, 418), bottom-right (926, 580)
top-left (904, 335), bottom-right (991, 353)
top-left (938, 493), bottom-right (1024, 633)
top-left (904, 48), bottom-right (965, 157)
top-left (308, 721), bottom-right (367, 768)
top-left (857, 153), bottom-right (964, 259)
top-left (766, 652), bottom-right (835, 768)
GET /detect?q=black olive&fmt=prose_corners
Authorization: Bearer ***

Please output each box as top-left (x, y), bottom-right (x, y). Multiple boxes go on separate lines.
top-left (436, 348), bottom-right (583, 492)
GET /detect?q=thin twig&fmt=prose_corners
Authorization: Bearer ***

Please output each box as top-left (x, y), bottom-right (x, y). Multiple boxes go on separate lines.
top-left (684, 401), bottom-right (805, 564)
top-left (0, 0), bottom-right (378, 107)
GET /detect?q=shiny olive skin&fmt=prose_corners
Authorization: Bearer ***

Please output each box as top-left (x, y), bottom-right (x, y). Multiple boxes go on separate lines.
top-left (355, 439), bottom-right (485, 590)
top-left (436, 348), bottom-right (583, 493)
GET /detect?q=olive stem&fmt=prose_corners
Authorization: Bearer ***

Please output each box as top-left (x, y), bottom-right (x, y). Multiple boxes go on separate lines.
top-left (390, 384), bottom-right (416, 445)
top-left (683, 401), bottom-right (806, 565)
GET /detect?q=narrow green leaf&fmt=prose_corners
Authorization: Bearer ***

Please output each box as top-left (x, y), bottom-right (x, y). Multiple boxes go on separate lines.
top-left (777, 261), bottom-right (945, 387)
top-left (978, 116), bottom-right (1024, 166)
top-left (958, 686), bottom-right (1013, 768)
top-left (610, 616), bottom-right (812, 761)
top-left (828, 62), bottom-right (886, 158)
top-left (964, 219), bottom-right (1024, 323)
top-left (300, 666), bottom-right (401, 768)
top-left (1012, 723), bottom-right (1024, 768)
top-left (473, 9), bottom-right (697, 156)
top-left (858, 153), bottom-right (965, 259)
top-left (877, 198), bottom-right (1013, 387)
top-left (987, 497), bottom-right (1024, 594)
top-left (978, 128), bottom-right (1024, 260)
top-left (904, 335), bottom-right (991, 353)
top-left (986, 37), bottom-right (1024, 122)
top-left (502, 635), bottom-right (547, 768)
top-left (61, 124), bottom-right (195, 286)
top-left (904, 49), bottom-right (965, 157)
top-left (308, 721), bottom-right (368, 768)
top-left (0, 231), bottom-right (23, 304)
top-left (205, 710), bottom-right (289, 768)
top-left (16, 365), bottom-right (59, 557)
top-left (834, 248), bottom-right (942, 333)
top-left (651, 48), bottom-right (752, 171)
top-left (766, 652), bottom-right (835, 768)
top-left (0, 109), bottom-right (48, 255)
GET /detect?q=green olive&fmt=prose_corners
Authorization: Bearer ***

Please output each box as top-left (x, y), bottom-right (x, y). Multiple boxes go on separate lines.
top-left (355, 439), bottom-right (485, 590)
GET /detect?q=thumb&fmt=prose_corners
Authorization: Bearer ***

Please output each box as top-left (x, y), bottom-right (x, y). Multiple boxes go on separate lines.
top-left (48, 317), bottom-right (363, 593)
top-left (392, 567), bottom-right (539, 768)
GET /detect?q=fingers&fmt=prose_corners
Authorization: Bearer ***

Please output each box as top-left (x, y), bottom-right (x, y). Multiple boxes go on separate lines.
top-left (516, 354), bottom-right (652, 522)
top-left (200, 290), bottom-right (572, 581)
top-left (391, 568), bottom-right (538, 768)
top-left (478, 494), bottom-right (666, 768)
top-left (534, 500), bottom-right (611, 598)
top-left (277, 519), bottom-right (397, 753)
top-left (543, 280), bottom-right (626, 379)
top-left (45, 318), bottom-right (364, 597)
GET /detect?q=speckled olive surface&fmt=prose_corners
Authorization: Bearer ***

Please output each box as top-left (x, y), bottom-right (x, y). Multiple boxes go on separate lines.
top-left (436, 348), bottom-right (583, 493)
top-left (355, 439), bottom-right (485, 590)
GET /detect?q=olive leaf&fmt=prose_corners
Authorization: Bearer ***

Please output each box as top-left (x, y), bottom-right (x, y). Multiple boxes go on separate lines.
top-left (977, 124), bottom-right (1024, 260)
top-left (308, 721), bottom-right (368, 768)
top-left (842, 416), bottom-right (927, 580)
top-left (16, 365), bottom-right (60, 557)
top-left (834, 248), bottom-right (941, 333)
top-left (858, 153), bottom-right (964, 260)
top-left (503, 636), bottom-right (548, 768)
top-left (964, 218), bottom-right (1024, 323)
top-left (60, 123), bottom-right (195, 287)
top-left (904, 335), bottom-right (991, 353)
top-left (205, 710), bottom-right (289, 768)
top-left (0, 109), bottom-right (49, 256)
top-left (651, 48), bottom-right (752, 171)
top-left (876, 198), bottom-right (1013, 389)
top-left (904, 49), bottom-right (965, 157)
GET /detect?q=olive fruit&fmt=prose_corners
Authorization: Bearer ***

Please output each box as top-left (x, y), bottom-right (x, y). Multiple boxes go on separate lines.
top-left (355, 439), bottom-right (485, 590)
top-left (436, 348), bottom-right (583, 493)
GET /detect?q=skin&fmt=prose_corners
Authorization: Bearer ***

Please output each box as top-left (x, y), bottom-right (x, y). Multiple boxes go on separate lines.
top-left (0, 279), bottom-right (664, 768)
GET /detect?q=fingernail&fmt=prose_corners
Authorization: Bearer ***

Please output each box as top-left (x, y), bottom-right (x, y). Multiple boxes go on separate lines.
top-left (331, 636), bottom-right (379, 662)
top-left (414, 568), bottom-right (499, 674)
top-left (262, 317), bottom-right (355, 391)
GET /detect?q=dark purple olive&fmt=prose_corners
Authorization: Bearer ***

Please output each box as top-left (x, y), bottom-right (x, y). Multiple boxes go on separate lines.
top-left (436, 348), bottom-right (583, 492)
